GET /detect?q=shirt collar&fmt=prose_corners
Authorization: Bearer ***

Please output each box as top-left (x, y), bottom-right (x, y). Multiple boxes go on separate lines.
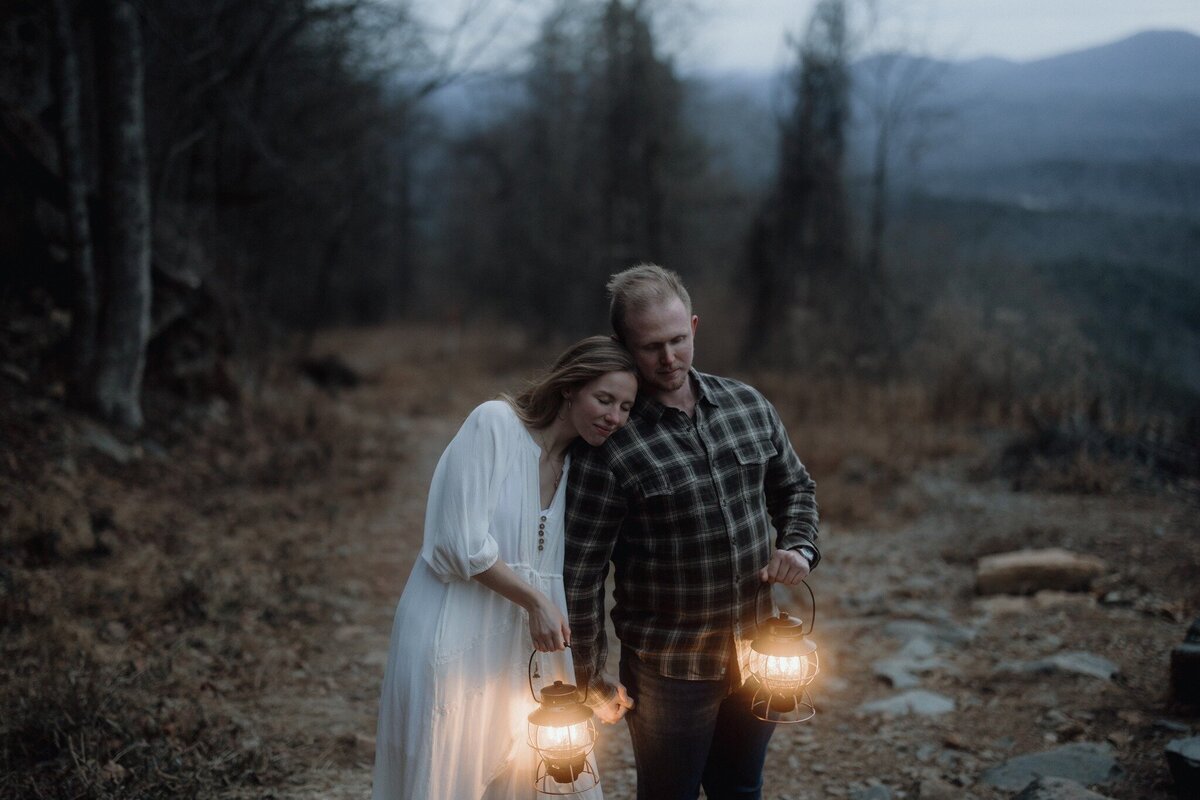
top-left (633, 369), bottom-right (719, 422)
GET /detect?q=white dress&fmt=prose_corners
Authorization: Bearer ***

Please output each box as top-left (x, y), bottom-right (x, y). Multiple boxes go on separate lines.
top-left (372, 400), bottom-right (603, 800)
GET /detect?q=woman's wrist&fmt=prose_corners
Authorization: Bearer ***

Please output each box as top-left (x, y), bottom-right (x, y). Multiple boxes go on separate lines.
top-left (519, 587), bottom-right (547, 613)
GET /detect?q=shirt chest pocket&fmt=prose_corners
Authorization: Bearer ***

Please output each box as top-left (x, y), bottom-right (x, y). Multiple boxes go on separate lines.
top-left (734, 438), bottom-right (777, 466)
top-left (636, 468), bottom-right (700, 499)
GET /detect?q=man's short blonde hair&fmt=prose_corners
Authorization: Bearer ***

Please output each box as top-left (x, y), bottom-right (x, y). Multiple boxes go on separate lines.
top-left (607, 263), bottom-right (692, 341)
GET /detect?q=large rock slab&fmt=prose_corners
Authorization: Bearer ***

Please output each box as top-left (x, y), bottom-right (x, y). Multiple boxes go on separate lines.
top-left (1011, 776), bottom-right (1115, 799)
top-left (979, 742), bottom-right (1122, 791)
top-left (996, 651), bottom-right (1120, 682)
top-left (1165, 736), bottom-right (1200, 796)
top-left (857, 690), bottom-right (955, 717)
top-left (976, 549), bottom-right (1107, 596)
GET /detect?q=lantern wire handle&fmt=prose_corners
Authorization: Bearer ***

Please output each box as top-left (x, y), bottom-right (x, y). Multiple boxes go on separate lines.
top-left (754, 577), bottom-right (817, 634)
top-left (800, 578), bottom-right (816, 635)
top-left (528, 646), bottom-right (589, 704)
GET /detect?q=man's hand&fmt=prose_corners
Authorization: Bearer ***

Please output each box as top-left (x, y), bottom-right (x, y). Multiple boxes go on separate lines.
top-left (593, 681), bottom-right (635, 724)
top-left (758, 548), bottom-right (811, 586)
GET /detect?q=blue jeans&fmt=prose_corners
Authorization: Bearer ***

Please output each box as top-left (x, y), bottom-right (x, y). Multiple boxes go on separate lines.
top-left (619, 649), bottom-right (776, 800)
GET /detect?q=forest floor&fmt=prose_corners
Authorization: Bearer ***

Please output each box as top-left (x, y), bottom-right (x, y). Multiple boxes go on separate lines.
top-left (2, 323), bottom-right (1198, 800)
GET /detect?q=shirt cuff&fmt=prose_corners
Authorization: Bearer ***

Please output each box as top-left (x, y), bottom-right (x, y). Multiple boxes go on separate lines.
top-left (789, 541), bottom-right (819, 569)
top-left (583, 673), bottom-right (618, 710)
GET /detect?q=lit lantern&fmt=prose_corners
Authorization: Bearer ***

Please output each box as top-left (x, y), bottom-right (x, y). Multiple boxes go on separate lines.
top-left (527, 657), bottom-right (600, 796)
top-left (748, 582), bottom-right (819, 723)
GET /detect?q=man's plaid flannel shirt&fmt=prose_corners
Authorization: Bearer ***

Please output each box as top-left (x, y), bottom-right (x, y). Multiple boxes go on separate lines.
top-left (565, 369), bottom-right (819, 706)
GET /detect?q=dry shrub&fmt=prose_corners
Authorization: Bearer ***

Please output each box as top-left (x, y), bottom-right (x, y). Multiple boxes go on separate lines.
top-left (985, 394), bottom-right (1200, 493)
top-left (0, 328), bottom-right (407, 797)
top-left (750, 372), bottom-right (981, 528)
top-left (0, 635), bottom-right (280, 800)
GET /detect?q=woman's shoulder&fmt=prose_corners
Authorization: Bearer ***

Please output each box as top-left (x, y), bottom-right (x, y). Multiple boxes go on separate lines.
top-left (462, 399), bottom-right (522, 436)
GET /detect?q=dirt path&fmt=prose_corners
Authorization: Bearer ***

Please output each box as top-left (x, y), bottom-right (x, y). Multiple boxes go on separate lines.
top-left (272, 327), bottom-right (1197, 800)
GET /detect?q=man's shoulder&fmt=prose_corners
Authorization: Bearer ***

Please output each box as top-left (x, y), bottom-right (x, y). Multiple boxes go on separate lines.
top-left (696, 371), bottom-right (770, 409)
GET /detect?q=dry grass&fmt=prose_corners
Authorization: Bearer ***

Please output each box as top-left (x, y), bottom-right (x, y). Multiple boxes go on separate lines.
top-left (750, 373), bottom-right (983, 527)
top-left (3, 320), bottom-right (1196, 798)
top-left (0, 334), bottom-right (406, 799)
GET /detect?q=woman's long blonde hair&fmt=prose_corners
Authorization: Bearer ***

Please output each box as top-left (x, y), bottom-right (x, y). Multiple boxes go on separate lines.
top-left (504, 336), bottom-right (637, 429)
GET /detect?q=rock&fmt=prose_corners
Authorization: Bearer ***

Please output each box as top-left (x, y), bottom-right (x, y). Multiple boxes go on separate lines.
top-left (883, 619), bottom-right (975, 646)
top-left (979, 742), bottom-right (1122, 791)
top-left (858, 690), bottom-right (955, 717)
top-left (1170, 618), bottom-right (1200, 705)
top-left (918, 776), bottom-right (963, 799)
top-left (1010, 776), bottom-right (1115, 799)
top-left (996, 651), bottom-right (1120, 682)
top-left (873, 637), bottom-right (951, 688)
top-left (101, 760), bottom-right (127, 784)
top-left (850, 785), bottom-right (892, 800)
top-left (1154, 719), bottom-right (1192, 734)
top-left (975, 549), bottom-right (1106, 596)
top-left (1165, 736), bottom-right (1200, 796)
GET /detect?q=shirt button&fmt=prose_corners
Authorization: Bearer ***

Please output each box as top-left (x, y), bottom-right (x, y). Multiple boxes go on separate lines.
top-left (719, 500), bottom-right (728, 508)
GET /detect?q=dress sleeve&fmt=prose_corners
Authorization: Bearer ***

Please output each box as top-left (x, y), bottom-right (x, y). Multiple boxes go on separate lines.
top-left (420, 402), bottom-right (510, 582)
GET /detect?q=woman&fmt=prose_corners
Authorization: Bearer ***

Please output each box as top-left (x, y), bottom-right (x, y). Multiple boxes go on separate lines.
top-left (372, 336), bottom-right (637, 800)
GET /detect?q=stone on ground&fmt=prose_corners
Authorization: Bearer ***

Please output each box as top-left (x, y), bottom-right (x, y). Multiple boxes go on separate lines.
top-left (995, 651), bottom-right (1120, 681)
top-left (1010, 776), bottom-right (1115, 799)
top-left (976, 548), bottom-right (1107, 596)
top-left (873, 637), bottom-right (950, 688)
top-left (979, 742), bottom-right (1122, 791)
top-left (857, 690), bottom-right (955, 717)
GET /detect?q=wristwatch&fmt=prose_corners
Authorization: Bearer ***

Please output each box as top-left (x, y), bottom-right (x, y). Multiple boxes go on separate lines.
top-left (795, 544), bottom-right (816, 567)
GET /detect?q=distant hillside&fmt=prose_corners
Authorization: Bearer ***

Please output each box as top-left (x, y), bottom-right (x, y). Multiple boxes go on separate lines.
top-left (689, 30), bottom-right (1200, 209)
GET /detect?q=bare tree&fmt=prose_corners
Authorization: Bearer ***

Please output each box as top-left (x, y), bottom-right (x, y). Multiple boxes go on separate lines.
top-left (855, 0), bottom-right (953, 278)
top-left (49, 0), bottom-right (97, 401)
top-left (443, 0), bottom-right (695, 334)
top-left (90, 0), bottom-right (151, 429)
top-left (742, 0), bottom-right (854, 363)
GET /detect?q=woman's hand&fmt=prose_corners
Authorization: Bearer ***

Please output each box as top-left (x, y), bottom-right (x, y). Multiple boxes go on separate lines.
top-left (471, 561), bottom-right (570, 651)
top-left (527, 594), bottom-right (571, 652)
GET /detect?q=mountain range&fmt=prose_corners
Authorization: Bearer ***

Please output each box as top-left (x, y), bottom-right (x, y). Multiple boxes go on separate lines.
top-left (691, 29), bottom-right (1200, 210)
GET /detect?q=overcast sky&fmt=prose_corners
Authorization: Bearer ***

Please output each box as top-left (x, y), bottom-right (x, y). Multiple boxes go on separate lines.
top-left (422, 0), bottom-right (1200, 73)
top-left (691, 0), bottom-right (1200, 70)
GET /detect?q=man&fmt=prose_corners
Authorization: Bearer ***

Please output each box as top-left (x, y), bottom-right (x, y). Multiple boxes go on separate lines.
top-left (566, 264), bottom-right (820, 800)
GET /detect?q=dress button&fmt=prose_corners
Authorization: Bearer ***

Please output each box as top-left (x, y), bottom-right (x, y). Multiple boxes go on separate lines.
top-left (540, 515), bottom-right (547, 522)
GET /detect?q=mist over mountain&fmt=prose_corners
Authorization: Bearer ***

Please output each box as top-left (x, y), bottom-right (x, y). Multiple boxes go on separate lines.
top-left (691, 30), bottom-right (1200, 213)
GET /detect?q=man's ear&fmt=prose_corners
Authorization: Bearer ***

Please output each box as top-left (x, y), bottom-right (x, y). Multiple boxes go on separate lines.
top-left (691, 315), bottom-right (699, 336)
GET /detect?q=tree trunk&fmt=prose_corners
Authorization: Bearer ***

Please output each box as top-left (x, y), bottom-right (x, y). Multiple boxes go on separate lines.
top-left (866, 116), bottom-right (889, 280)
top-left (50, 0), bottom-right (99, 401)
top-left (92, 0), bottom-right (151, 429)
